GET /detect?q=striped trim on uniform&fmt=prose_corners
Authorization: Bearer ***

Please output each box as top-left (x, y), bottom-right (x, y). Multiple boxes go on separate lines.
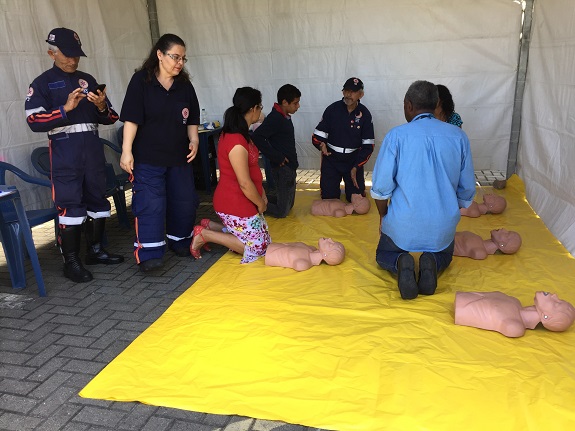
top-left (48, 123), bottom-right (98, 135)
top-left (87, 210), bottom-right (111, 219)
top-left (25, 107), bottom-right (46, 116)
top-left (27, 108), bottom-right (63, 124)
top-left (327, 143), bottom-right (359, 154)
top-left (133, 240), bottom-right (166, 248)
top-left (59, 215), bottom-right (86, 225)
top-left (166, 233), bottom-right (192, 241)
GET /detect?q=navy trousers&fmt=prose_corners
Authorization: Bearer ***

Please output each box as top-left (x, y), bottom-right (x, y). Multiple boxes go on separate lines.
top-left (49, 131), bottom-right (110, 225)
top-left (265, 165), bottom-right (296, 218)
top-left (320, 152), bottom-right (365, 202)
top-left (132, 163), bottom-right (199, 263)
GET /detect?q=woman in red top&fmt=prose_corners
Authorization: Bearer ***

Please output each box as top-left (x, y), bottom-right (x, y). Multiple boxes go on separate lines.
top-left (191, 87), bottom-right (271, 263)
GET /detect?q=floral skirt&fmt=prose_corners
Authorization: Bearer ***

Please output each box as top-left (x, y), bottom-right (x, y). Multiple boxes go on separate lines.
top-left (216, 212), bottom-right (271, 263)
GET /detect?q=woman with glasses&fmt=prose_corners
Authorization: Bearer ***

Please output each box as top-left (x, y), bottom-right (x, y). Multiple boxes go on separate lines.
top-left (119, 33), bottom-right (200, 272)
top-left (191, 87), bottom-right (271, 263)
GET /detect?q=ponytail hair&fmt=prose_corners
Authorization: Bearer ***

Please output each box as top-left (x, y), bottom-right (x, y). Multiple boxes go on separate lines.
top-left (222, 87), bottom-right (262, 143)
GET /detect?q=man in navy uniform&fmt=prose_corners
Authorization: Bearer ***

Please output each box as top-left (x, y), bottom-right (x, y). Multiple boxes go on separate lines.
top-left (25, 28), bottom-right (123, 283)
top-left (312, 77), bottom-right (375, 202)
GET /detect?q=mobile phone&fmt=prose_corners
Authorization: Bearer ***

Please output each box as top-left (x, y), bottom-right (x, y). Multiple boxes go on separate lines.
top-left (91, 84), bottom-right (106, 94)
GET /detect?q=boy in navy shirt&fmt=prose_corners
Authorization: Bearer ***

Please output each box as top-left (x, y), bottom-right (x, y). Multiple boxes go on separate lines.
top-left (252, 84), bottom-right (301, 218)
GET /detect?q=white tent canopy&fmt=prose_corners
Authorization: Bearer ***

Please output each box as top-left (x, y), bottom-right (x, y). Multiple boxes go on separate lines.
top-left (1, 0), bottom-right (574, 255)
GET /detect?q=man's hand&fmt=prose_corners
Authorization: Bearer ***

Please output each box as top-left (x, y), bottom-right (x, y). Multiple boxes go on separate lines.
top-left (87, 88), bottom-right (107, 111)
top-left (63, 88), bottom-right (86, 113)
top-left (375, 198), bottom-right (389, 234)
top-left (319, 142), bottom-right (331, 156)
top-left (279, 157), bottom-right (289, 167)
top-left (350, 166), bottom-right (359, 188)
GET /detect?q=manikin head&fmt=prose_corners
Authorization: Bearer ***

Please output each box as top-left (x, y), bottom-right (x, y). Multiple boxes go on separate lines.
top-left (318, 238), bottom-right (345, 265)
top-left (534, 291), bottom-right (575, 332)
top-left (351, 194), bottom-right (371, 215)
top-left (483, 194), bottom-right (507, 214)
top-left (491, 229), bottom-right (522, 254)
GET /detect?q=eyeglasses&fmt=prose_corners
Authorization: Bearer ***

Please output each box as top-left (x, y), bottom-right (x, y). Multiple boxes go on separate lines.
top-left (165, 53), bottom-right (188, 64)
top-left (256, 104), bottom-right (263, 110)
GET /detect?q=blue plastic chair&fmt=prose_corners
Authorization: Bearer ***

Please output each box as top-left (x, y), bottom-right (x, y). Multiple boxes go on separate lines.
top-left (0, 161), bottom-right (57, 293)
top-left (100, 138), bottom-right (132, 229)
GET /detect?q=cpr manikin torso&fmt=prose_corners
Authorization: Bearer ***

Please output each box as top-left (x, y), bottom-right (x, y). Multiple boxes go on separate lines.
top-left (453, 229), bottom-right (522, 260)
top-left (460, 194), bottom-right (507, 218)
top-left (311, 194), bottom-right (370, 217)
top-left (454, 291), bottom-right (575, 337)
top-left (265, 238), bottom-right (345, 271)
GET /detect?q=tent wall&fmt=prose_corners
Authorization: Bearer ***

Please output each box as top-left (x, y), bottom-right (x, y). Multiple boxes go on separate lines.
top-left (0, 0), bottom-right (522, 205)
top-left (5, 0), bottom-right (574, 257)
top-left (158, 0), bottom-right (522, 172)
top-left (0, 0), bottom-right (151, 208)
top-left (518, 0), bottom-right (575, 256)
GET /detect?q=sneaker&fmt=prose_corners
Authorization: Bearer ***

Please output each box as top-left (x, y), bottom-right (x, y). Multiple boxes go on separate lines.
top-left (139, 258), bottom-right (164, 273)
top-left (418, 252), bottom-right (438, 295)
top-left (397, 253), bottom-right (418, 300)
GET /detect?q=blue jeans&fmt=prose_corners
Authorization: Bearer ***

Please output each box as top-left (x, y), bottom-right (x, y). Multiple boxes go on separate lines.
top-left (375, 233), bottom-right (454, 274)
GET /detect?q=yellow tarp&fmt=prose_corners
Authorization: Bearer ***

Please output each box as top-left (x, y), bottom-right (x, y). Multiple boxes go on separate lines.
top-left (80, 175), bottom-right (575, 431)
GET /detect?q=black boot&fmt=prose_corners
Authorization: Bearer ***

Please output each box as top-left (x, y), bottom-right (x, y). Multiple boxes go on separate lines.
top-left (60, 225), bottom-right (93, 283)
top-left (85, 217), bottom-right (125, 265)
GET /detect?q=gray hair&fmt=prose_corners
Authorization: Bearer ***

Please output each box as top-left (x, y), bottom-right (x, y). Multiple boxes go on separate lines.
top-left (47, 43), bottom-right (59, 53)
top-left (405, 80), bottom-right (439, 111)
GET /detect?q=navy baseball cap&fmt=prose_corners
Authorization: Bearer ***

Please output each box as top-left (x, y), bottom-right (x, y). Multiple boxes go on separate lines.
top-left (46, 28), bottom-right (86, 57)
top-left (342, 77), bottom-right (364, 92)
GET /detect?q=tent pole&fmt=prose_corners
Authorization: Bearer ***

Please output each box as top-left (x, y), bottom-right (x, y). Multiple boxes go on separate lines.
top-left (147, 0), bottom-right (160, 46)
top-left (507, 0), bottom-right (535, 178)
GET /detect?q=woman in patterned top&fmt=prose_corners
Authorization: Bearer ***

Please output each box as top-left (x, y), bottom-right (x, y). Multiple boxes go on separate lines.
top-left (435, 84), bottom-right (463, 128)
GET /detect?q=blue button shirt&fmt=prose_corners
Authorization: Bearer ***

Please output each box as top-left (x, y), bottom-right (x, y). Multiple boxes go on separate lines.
top-left (370, 114), bottom-right (476, 251)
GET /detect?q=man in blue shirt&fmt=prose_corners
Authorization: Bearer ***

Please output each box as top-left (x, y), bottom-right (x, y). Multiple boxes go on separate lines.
top-left (370, 80), bottom-right (476, 300)
top-left (312, 77), bottom-right (375, 202)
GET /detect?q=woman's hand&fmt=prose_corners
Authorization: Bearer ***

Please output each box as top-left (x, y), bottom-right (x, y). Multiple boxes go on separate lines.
top-left (120, 151), bottom-right (134, 175)
top-left (187, 140), bottom-right (199, 163)
top-left (258, 189), bottom-right (268, 214)
top-left (257, 198), bottom-right (267, 214)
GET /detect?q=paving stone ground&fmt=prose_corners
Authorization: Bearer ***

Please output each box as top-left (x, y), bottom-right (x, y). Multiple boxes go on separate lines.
top-left (0, 169), bottom-right (503, 431)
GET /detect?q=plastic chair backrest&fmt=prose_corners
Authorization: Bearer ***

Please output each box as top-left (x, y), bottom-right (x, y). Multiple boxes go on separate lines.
top-left (99, 137), bottom-right (131, 229)
top-left (30, 147), bottom-right (51, 178)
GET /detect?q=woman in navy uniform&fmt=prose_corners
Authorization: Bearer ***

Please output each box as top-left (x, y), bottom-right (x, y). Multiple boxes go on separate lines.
top-left (119, 34), bottom-right (200, 272)
top-left (25, 28), bottom-right (123, 283)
